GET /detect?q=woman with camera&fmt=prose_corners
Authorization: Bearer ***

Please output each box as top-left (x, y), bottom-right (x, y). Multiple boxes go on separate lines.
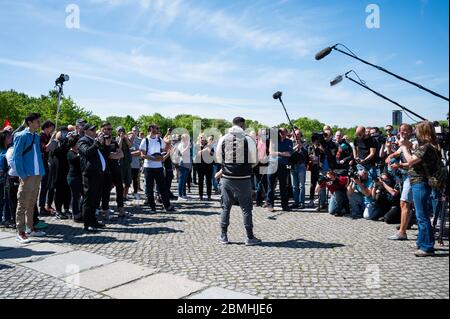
top-left (194, 134), bottom-right (214, 201)
top-left (400, 121), bottom-right (441, 257)
top-left (67, 132), bottom-right (82, 222)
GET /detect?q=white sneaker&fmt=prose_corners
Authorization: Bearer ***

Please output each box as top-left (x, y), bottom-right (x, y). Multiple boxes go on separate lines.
top-left (26, 230), bottom-right (47, 237)
top-left (178, 197), bottom-right (187, 201)
top-left (16, 233), bottom-right (31, 244)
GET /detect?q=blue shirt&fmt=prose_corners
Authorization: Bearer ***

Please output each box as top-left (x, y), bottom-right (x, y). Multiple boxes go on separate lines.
top-left (12, 128), bottom-right (45, 179)
top-left (277, 138), bottom-right (293, 166)
top-left (355, 177), bottom-right (374, 205)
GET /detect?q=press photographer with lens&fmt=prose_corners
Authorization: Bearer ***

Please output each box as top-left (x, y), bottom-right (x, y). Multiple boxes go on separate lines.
top-left (76, 123), bottom-right (108, 231)
top-left (48, 125), bottom-right (71, 220)
top-left (308, 136), bottom-right (325, 210)
top-left (290, 129), bottom-right (309, 209)
top-left (315, 170), bottom-right (349, 217)
top-left (372, 172), bottom-right (401, 224)
top-left (353, 126), bottom-right (378, 180)
top-left (334, 130), bottom-right (354, 173)
top-left (347, 166), bottom-right (381, 220)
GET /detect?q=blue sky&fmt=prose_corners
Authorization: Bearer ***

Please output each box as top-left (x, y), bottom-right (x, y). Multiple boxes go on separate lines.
top-left (0, 0), bottom-right (448, 127)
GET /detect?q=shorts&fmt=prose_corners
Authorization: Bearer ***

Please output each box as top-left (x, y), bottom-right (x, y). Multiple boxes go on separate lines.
top-left (400, 177), bottom-right (413, 203)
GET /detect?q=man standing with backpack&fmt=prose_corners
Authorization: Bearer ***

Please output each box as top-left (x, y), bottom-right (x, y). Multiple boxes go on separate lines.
top-left (215, 117), bottom-right (261, 246)
top-left (139, 124), bottom-right (175, 213)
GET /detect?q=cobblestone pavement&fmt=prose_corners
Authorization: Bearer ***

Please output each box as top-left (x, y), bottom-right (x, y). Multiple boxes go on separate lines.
top-left (0, 260), bottom-right (109, 299)
top-left (1, 183), bottom-right (448, 299)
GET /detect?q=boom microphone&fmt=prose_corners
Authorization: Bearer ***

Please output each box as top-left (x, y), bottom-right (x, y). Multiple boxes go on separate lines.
top-left (273, 91), bottom-right (283, 100)
top-left (315, 47), bottom-right (333, 60)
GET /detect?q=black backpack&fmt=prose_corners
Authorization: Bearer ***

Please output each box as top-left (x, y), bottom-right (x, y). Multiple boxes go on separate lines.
top-left (145, 137), bottom-right (163, 155)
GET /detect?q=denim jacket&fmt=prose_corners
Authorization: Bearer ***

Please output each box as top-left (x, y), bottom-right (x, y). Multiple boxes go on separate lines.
top-left (12, 128), bottom-right (45, 179)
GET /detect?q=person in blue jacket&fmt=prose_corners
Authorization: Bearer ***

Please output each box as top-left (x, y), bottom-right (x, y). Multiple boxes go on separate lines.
top-left (12, 113), bottom-right (46, 243)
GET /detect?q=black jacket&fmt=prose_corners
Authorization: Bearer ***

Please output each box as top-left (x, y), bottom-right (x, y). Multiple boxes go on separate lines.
top-left (77, 136), bottom-right (110, 175)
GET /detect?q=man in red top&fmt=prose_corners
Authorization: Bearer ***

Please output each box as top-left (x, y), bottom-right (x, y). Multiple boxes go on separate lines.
top-left (315, 170), bottom-right (350, 217)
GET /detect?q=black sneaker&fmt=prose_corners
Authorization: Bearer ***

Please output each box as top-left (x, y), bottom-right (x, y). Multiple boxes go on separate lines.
top-left (165, 205), bottom-right (176, 212)
top-left (83, 226), bottom-right (98, 233)
top-left (290, 204), bottom-right (300, 209)
top-left (55, 211), bottom-right (68, 220)
top-left (92, 221), bottom-right (105, 229)
top-left (282, 207), bottom-right (292, 212)
top-left (245, 237), bottom-right (262, 246)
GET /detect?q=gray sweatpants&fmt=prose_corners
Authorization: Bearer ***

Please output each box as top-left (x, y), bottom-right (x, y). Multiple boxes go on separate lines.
top-left (220, 177), bottom-right (253, 231)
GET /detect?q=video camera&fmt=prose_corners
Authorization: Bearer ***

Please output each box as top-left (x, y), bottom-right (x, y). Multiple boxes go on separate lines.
top-left (434, 121), bottom-right (449, 151)
top-left (311, 132), bottom-right (327, 145)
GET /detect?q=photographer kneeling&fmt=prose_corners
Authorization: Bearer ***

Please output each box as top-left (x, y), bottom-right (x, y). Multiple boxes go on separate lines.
top-left (347, 167), bottom-right (381, 220)
top-left (373, 172), bottom-right (401, 224)
top-left (315, 170), bottom-right (349, 217)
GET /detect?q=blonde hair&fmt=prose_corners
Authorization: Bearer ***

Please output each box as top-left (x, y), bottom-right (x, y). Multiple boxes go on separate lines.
top-left (196, 133), bottom-right (206, 145)
top-left (415, 121), bottom-right (437, 145)
top-left (181, 133), bottom-right (190, 143)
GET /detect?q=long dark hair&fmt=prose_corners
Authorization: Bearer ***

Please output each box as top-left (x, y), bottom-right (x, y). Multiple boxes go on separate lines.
top-left (0, 130), bottom-right (11, 151)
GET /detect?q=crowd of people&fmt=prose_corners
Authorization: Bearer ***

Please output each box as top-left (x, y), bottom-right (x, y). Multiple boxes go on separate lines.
top-left (0, 113), bottom-right (447, 256)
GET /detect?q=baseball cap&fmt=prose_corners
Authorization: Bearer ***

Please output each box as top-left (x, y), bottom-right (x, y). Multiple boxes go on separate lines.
top-left (83, 123), bottom-right (97, 131)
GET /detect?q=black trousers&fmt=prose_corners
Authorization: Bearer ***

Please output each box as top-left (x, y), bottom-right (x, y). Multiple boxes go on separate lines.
top-left (7, 176), bottom-right (19, 223)
top-left (165, 169), bottom-right (174, 196)
top-left (197, 164), bottom-right (213, 198)
top-left (131, 168), bottom-right (140, 194)
top-left (102, 168), bottom-right (124, 210)
top-left (266, 164), bottom-right (289, 209)
top-left (144, 167), bottom-right (170, 210)
top-left (39, 167), bottom-right (54, 208)
top-left (82, 172), bottom-right (103, 227)
top-left (54, 178), bottom-right (71, 212)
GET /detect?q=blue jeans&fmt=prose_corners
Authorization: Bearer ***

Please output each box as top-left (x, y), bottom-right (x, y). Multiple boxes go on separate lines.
top-left (212, 164), bottom-right (220, 192)
top-left (291, 163), bottom-right (306, 205)
top-left (349, 192), bottom-right (365, 218)
top-left (178, 166), bottom-right (190, 198)
top-left (412, 182), bottom-right (435, 253)
top-left (363, 203), bottom-right (382, 220)
top-left (328, 190), bottom-right (348, 215)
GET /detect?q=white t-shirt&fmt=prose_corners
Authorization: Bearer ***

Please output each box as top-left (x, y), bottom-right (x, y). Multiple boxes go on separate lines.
top-left (139, 136), bottom-right (166, 168)
top-left (33, 144), bottom-right (39, 176)
top-left (177, 142), bottom-right (192, 167)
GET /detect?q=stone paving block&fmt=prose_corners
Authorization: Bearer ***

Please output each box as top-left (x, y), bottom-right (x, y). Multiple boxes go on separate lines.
top-left (104, 273), bottom-right (207, 299)
top-left (22, 251), bottom-right (114, 278)
top-left (0, 243), bottom-right (72, 263)
top-left (0, 236), bottom-right (38, 251)
top-left (65, 261), bottom-right (158, 292)
top-left (0, 232), bottom-right (15, 240)
top-left (188, 287), bottom-right (261, 299)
